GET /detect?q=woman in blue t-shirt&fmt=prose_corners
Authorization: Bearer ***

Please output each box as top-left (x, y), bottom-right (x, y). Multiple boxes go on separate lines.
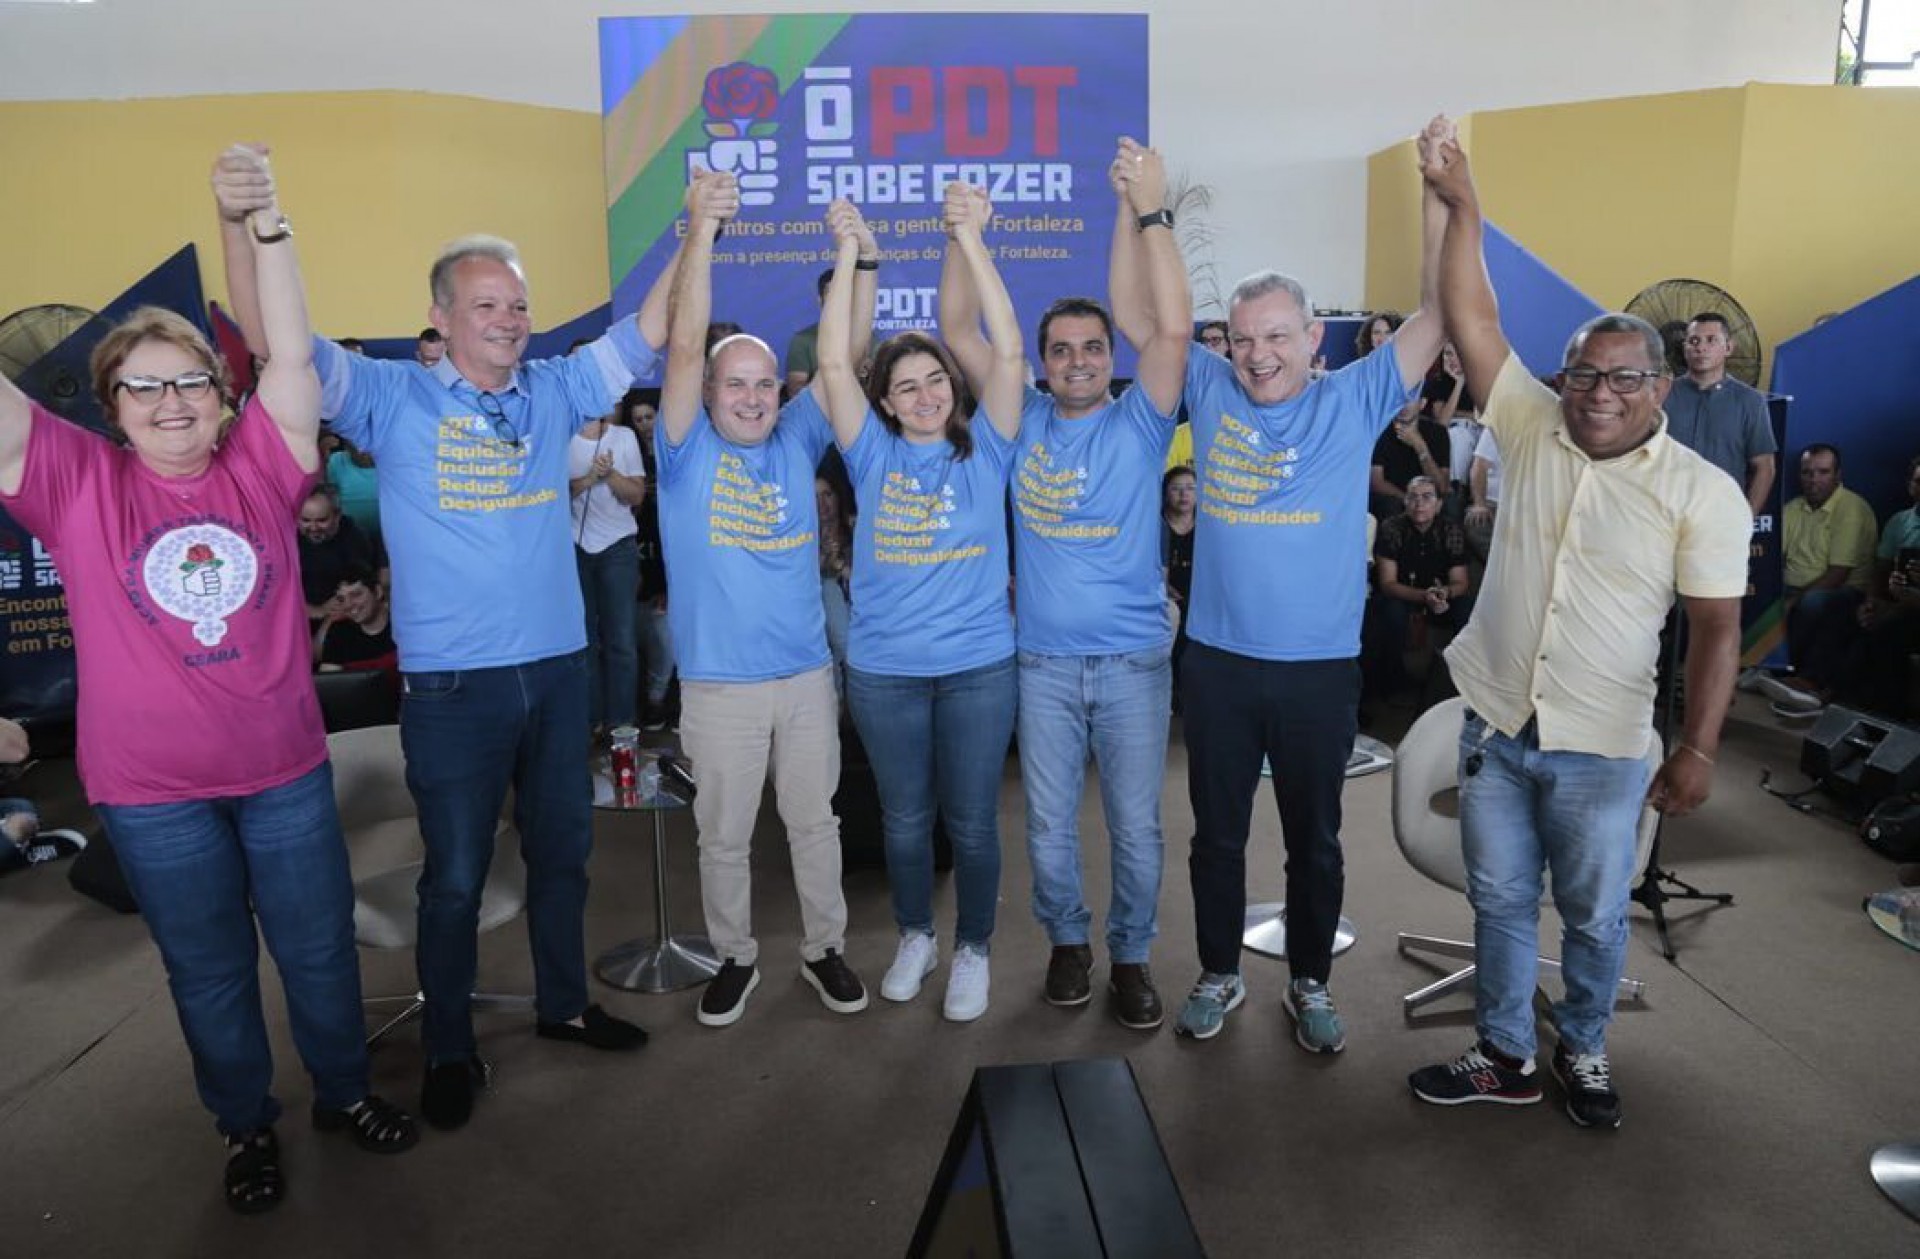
top-left (813, 187), bottom-right (1024, 1023)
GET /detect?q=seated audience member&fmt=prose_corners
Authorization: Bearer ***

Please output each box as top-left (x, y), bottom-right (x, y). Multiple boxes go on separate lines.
top-left (1838, 455), bottom-right (1920, 718)
top-left (1370, 396), bottom-right (1450, 522)
top-left (1355, 310), bottom-right (1402, 358)
top-left (1197, 320), bottom-right (1228, 358)
top-left (325, 436), bottom-right (380, 542)
top-left (1, 718), bottom-right (86, 876)
top-left (1758, 443), bottom-right (1878, 716)
top-left (570, 402), bottom-right (648, 735)
top-left (1367, 476), bottom-right (1472, 701)
top-left (312, 566), bottom-right (397, 674)
top-left (414, 327), bottom-right (444, 368)
top-left (1426, 343), bottom-right (1481, 510)
top-left (1664, 312), bottom-right (1775, 516)
top-left (297, 482), bottom-right (387, 620)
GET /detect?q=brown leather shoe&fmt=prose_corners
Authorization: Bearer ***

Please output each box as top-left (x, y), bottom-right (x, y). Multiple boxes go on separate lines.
top-left (1044, 944), bottom-right (1093, 1006)
top-left (1109, 963), bottom-right (1164, 1030)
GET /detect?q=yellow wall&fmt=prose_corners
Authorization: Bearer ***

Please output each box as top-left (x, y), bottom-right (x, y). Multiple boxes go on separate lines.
top-left (0, 93), bottom-right (607, 337)
top-left (1365, 85), bottom-right (1920, 368)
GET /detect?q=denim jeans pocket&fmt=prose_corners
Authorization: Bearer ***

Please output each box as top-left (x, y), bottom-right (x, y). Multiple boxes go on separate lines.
top-left (402, 671), bottom-right (463, 703)
top-left (1118, 646), bottom-right (1171, 671)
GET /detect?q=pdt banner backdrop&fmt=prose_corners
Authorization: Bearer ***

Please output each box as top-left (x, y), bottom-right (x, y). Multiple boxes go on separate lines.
top-left (599, 13), bottom-right (1149, 369)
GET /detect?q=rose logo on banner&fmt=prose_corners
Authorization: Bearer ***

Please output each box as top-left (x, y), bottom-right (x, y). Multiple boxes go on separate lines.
top-left (691, 62), bottom-right (782, 206)
top-left (142, 523), bottom-right (259, 647)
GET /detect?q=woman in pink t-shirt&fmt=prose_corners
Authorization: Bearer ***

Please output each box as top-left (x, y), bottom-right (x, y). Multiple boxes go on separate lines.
top-left (0, 146), bottom-right (416, 1215)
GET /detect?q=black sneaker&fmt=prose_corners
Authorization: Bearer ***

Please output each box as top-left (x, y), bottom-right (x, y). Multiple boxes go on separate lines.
top-left (420, 1055), bottom-right (491, 1131)
top-left (1551, 1043), bottom-right (1623, 1129)
top-left (801, 949), bottom-right (869, 1014)
top-left (1044, 944), bottom-right (1093, 1006)
top-left (1108, 963), bottom-right (1163, 1030)
top-left (1409, 1041), bottom-right (1543, 1106)
top-left (697, 960), bottom-right (760, 1028)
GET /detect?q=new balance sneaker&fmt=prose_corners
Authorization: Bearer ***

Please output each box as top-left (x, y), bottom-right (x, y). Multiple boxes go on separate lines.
top-left (1282, 978), bottom-right (1346, 1054)
top-left (1044, 943), bottom-right (1093, 1007)
top-left (880, 931), bottom-right (939, 1002)
top-left (1108, 963), bottom-right (1163, 1031)
top-left (1172, 971), bottom-right (1245, 1040)
top-left (1409, 1041), bottom-right (1542, 1106)
top-left (1551, 1043), bottom-right (1623, 1129)
top-left (943, 944), bottom-right (991, 1023)
top-left (697, 960), bottom-right (760, 1028)
top-left (801, 949), bottom-right (869, 1014)
top-left (1755, 674), bottom-right (1823, 711)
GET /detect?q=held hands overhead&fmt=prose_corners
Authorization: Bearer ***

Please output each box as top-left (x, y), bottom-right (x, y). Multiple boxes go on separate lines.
top-left (685, 168), bottom-right (741, 239)
top-left (1112, 136), bottom-right (1167, 216)
top-left (210, 143), bottom-right (278, 224)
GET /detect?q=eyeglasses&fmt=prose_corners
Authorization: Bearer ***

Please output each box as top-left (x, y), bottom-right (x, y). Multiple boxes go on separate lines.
top-left (475, 390), bottom-right (522, 450)
top-left (1561, 367), bottom-right (1666, 394)
top-left (114, 371), bottom-right (216, 407)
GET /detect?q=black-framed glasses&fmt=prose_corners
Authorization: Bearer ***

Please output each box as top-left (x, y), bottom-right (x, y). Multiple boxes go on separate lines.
top-left (1562, 367), bottom-right (1665, 395)
top-left (114, 371), bottom-right (216, 407)
top-left (475, 390), bottom-right (522, 450)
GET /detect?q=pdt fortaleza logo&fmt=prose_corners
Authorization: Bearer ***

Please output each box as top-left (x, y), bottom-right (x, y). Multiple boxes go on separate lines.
top-left (688, 61), bottom-right (781, 206)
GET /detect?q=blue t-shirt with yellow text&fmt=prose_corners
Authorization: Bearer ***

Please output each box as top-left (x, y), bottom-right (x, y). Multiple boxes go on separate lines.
top-left (841, 411), bottom-right (1017, 677)
top-left (1012, 383), bottom-right (1177, 654)
top-left (1184, 348), bottom-right (1414, 660)
top-left (656, 390), bottom-right (834, 683)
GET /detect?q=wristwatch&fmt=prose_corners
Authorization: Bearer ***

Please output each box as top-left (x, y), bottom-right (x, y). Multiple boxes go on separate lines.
top-left (251, 214), bottom-right (293, 244)
top-left (1136, 209), bottom-right (1174, 232)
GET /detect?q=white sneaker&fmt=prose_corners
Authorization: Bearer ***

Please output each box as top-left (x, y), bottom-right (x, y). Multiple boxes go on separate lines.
top-left (1755, 674), bottom-right (1823, 711)
top-left (880, 931), bottom-right (939, 1002)
top-left (943, 945), bottom-right (991, 1022)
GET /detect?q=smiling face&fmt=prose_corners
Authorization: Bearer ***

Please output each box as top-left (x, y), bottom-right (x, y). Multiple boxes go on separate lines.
top-left (704, 338), bottom-right (781, 446)
top-left (337, 579), bottom-right (378, 623)
top-left (1040, 313), bottom-right (1114, 417)
top-left (298, 492), bottom-right (343, 543)
top-left (111, 338), bottom-right (226, 477)
top-left (1229, 287), bottom-right (1324, 406)
top-left (1557, 331), bottom-right (1670, 460)
top-left (430, 256), bottom-right (531, 390)
top-left (881, 351), bottom-right (956, 443)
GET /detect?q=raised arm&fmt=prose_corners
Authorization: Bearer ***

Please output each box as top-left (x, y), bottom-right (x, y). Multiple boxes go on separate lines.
top-left (660, 170), bottom-right (739, 446)
top-left (634, 236), bottom-right (684, 354)
top-left (943, 184), bottom-right (1024, 441)
top-left (1117, 137), bottom-right (1192, 416)
top-left (1419, 118), bottom-right (1509, 415)
top-left (218, 146), bottom-right (321, 471)
top-left (1391, 118), bottom-right (1453, 392)
top-left (211, 146), bottom-right (274, 360)
top-left (1106, 151), bottom-right (1152, 351)
top-left (808, 200), bottom-right (880, 419)
top-left (814, 208), bottom-right (871, 449)
top-left (936, 198), bottom-right (993, 395)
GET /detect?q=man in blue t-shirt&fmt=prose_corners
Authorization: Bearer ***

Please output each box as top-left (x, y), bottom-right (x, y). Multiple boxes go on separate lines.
top-left (656, 173), bottom-right (880, 1030)
top-left (214, 169), bottom-right (673, 1129)
top-left (1171, 135), bottom-right (1449, 1053)
top-left (941, 138), bottom-right (1190, 1030)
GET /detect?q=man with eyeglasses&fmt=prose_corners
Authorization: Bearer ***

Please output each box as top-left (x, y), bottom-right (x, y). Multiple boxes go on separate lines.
top-left (1407, 121), bottom-right (1750, 1131)
top-left (1664, 312), bottom-right (1775, 516)
top-left (214, 149), bottom-right (679, 1133)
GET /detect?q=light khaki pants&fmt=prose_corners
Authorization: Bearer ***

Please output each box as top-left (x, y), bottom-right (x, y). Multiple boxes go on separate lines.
top-left (678, 664), bottom-right (846, 966)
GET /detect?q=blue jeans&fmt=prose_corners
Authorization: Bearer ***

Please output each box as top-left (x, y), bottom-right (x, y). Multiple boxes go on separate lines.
top-left (1017, 648), bottom-right (1171, 962)
top-left (639, 600), bottom-right (675, 706)
top-left (96, 763), bottom-right (368, 1135)
top-left (577, 535), bottom-right (640, 728)
top-left (1458, 710), bottom-right (1652, 1061)
top-left (846, 657), bottom-right (1017, 949)
top-left (401, 650), bottom-right (592, 1063)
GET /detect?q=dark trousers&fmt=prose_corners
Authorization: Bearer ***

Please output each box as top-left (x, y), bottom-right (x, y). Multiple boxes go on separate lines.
top-left (1787, 588), bottom-right (1864, 690)
top-left (1182, 643), bottom-right (1359, 982)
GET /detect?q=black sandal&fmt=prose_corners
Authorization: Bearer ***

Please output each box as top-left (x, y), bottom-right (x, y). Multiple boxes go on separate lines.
top-left (223, 1128), bottom-right (284, 1215)
top-left (312, 1094), bottom-right (419, 1154)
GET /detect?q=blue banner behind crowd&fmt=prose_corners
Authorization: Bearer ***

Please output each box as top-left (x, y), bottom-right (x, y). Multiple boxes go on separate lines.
top-left (599, 12), bottom-right (1149, 372)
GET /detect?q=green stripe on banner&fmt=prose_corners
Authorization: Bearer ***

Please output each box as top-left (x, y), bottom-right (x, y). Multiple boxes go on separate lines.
top-left (607, 12), bottom-right (852, 289)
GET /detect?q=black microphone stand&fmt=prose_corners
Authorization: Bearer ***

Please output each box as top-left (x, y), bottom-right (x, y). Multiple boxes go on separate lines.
top-left (1630, 608), bottom-right (1736, 961)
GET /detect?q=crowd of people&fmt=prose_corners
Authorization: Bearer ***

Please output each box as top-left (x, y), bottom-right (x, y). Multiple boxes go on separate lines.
top-left (7, 114), bottom-right (1915, 1218)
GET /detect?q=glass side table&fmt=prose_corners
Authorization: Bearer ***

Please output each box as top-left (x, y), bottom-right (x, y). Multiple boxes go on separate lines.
top-left (591, 764), bottom-right (720, 993)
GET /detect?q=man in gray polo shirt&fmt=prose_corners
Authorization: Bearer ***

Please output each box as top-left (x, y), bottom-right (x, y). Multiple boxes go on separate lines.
top-left (1663, 312), bottom-right (1774, 516)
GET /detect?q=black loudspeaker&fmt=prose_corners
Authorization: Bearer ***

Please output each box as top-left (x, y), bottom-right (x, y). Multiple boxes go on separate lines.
top-left (1800, 706), bottom-right (1920, 810)
top-left (68, 823), bottom-right (139, 914)
top-left (907, 1059), bottom-right (1205, 1259)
